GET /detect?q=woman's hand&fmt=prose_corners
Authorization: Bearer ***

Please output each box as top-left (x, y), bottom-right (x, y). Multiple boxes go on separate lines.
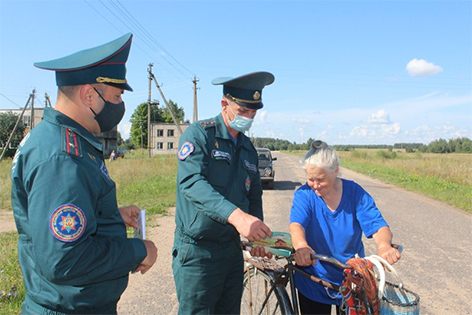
top-left (250, 246), bottom-right (273, 259)
top-left (378, 245), bottom-right (401, 265)
top-left (294, 247), bottom-right (316, 266)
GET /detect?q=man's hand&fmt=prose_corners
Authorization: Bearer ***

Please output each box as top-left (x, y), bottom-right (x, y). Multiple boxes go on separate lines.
top-left (135, 240), bottom-right (158, 274)
top-left (227, 208), bottom-right (272, 241)
top-left (294, 246), bottom-right (316, 266)
top-left (119, 205), bottom-right (140, 229)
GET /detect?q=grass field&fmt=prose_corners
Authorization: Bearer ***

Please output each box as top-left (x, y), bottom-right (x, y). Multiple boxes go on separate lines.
top-left (285, 149), bottom-right (472, 213)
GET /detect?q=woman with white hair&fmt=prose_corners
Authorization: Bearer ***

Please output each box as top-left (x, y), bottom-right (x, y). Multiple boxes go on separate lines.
top-left (289, 140), bottom-right (401, 315)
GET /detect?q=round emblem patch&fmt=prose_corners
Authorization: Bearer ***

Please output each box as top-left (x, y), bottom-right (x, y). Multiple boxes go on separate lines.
top-left (178, 141), bottom-right (195, 160)
top-left (50, 204), bottom-right (87, 242)
top-left (245, 176), bottom-right (251, 191)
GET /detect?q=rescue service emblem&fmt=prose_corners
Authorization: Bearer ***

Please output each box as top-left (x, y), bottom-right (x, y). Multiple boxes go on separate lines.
top-left (245, 175), bottom-right (251, 191)
top-left (50, 204), bottom-right (87, 242)
top-left (178, 141), bottom-right (195, 160)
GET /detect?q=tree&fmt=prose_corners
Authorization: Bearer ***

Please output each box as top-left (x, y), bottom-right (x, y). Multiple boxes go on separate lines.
top-left (0, 112), bottom-right (26, 158)
top-left (129, 99), bottom-right (186, 148)
top-left (158, 99), bottom-right (186, 123)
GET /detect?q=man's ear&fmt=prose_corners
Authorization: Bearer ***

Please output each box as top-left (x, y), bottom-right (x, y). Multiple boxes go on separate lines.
top-left (80, 84), bottom-right (95, 107)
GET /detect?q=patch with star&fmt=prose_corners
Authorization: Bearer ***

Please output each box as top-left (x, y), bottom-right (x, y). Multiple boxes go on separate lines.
top-left (50, 204), bottom-right (87, 242)
top-left (178, 141), bottom-right (195, 160)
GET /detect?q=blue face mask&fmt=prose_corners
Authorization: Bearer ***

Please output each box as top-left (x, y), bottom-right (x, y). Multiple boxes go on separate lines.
top-left (227, 105), bottom-right (254, 133)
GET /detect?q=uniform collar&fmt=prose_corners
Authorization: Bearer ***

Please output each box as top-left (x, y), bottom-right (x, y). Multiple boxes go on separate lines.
top-left (43, 107), bottom-right (103, 151)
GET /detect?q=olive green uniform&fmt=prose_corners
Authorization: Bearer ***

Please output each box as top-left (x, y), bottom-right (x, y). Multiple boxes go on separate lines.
top-left (11, 108), bottom-right (147, 314)
top-left (172, 113), bottom-right (263, 314)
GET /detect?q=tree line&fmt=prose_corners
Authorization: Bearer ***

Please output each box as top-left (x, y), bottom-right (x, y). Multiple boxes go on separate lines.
top-left (1, 107), bottom-right (470, 157)
top-left (251, 137), bottom-right (472, 154)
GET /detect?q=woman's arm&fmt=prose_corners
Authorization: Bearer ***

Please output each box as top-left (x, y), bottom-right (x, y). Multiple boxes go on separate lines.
top-left (372, 226), bottom-right (401, 264)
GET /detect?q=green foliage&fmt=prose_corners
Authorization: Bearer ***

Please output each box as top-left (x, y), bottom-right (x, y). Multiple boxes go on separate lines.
top-left (0, 113), bottom-right (26, 159)
top-left (0, 232), bottom-right (24, 313)
top-left (129, 100), bottom-right (186, 147)
top-left (376, 150), bottom-right (397, 159)
top-left (0, 159), bottom-right (12, 211)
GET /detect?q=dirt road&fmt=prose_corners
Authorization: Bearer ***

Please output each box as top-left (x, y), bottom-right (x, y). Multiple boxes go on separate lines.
top-left (118, 151), bottom-right (472, 314)
top-left (4, 151), bottom-right (471, 314)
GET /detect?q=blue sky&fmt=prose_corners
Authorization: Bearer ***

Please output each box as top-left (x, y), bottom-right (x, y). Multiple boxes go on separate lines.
top-left (1, 0), bottom-right (471, 145)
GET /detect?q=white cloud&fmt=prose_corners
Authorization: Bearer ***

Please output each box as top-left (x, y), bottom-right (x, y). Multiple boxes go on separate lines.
top-left (119, 122), bottom-right (132, 140)
top-left (367, 109), bottom-right (391, 124)
top-left (406, 58), bottom-right (443, 77)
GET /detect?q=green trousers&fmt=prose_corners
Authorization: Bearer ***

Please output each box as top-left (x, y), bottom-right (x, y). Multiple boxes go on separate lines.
top-left (172, 232), bottom-right (244, 315)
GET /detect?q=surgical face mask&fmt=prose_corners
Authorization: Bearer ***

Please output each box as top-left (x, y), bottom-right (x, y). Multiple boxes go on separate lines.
top-left (91, 87), bottom-right (125, 133)
top-left (227, 105), bottom-right (254, 133)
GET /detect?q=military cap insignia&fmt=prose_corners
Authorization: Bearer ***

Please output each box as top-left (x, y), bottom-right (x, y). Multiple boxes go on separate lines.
top-left (178, 141), bottom-right (195, 160)
top-left (253, 91), bottom-right (261, 100)
top-left (50, 204), bottom-right (87, 242)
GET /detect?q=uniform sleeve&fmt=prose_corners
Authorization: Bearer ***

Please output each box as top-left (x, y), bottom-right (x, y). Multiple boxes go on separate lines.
top-left (177, 125), bottom-right (237, 224)
top-left (247, 173), bottom-right (263, 220)
top-left (24, 155), bottom-right (145, 286)
top-left (353, 183), bottom-right (389, 238)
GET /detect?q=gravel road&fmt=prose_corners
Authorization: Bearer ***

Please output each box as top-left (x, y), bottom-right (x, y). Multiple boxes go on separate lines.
top-left (3, 151), bottom-right (471, 314)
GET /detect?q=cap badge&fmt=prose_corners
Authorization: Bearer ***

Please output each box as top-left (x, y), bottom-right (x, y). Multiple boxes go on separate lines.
top-left (253, 91), bottom-right (261, 100)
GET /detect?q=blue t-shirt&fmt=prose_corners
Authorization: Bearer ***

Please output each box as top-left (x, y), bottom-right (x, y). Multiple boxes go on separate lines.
top-left (289, 178), bottom-right (388, 305)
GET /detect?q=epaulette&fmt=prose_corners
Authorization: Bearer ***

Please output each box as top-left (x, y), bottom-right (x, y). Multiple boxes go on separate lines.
top-left (199, 120), bottom-right (216, 129)
top-left (62, 127), bottom-right (82, 157)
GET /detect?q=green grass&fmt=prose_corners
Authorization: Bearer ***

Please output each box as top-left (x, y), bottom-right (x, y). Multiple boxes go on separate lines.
top-left (284, 149), bottom-right (472, 213)
top-left (0, 232), bottom-right (24, 314)
top-left (0, 160), bottom-right (12, 212)
top-left (0, 152), bottom-right (178, 311)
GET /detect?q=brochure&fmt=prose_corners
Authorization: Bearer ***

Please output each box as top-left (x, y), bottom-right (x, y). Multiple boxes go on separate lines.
top-left (133, 210), bottom-right (146, 240)
top-left (244, 231), bottom-right (293, 257)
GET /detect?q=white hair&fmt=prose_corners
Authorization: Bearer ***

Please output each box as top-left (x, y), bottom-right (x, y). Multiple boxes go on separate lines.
top-left (301, 140), bottom-right (339, 173)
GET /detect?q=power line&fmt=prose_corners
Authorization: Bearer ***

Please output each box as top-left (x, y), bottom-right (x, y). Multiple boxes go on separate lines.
top-left (85, 0), bottom-right (194, 83)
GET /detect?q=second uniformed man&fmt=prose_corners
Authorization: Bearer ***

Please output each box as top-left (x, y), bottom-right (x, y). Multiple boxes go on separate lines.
top-left (172, 71), bottom-right (275, 314)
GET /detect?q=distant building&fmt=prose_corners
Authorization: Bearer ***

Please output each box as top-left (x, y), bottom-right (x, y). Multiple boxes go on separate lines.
top-left (0, 108), bottom-right (117, 157)
top-left (150, 122), bottom-right (191, 155)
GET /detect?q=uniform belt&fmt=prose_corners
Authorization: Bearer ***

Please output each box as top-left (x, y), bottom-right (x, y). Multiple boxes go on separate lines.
top-left (176, 228), bottom-right (238, 246)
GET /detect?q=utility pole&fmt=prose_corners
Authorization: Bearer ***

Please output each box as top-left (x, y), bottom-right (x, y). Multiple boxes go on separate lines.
top-left (192, 76), bottom-right (199, 122)
top-left (30, 89), bottom-right (36, 128)
top-left (149, 67), bottom-right (183, 136)
top-left (45, 93), bottom-right (52, 107)
top-left (147, 63), bottom-right (153, 158)
top-left (0, 90), bottom-right (34, 161)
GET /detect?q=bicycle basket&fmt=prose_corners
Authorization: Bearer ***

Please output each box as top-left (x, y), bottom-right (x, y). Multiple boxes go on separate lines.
top-left (366, 255), bottom-right (420, 315)
top-left (380, 281), bottom-right (420, 315)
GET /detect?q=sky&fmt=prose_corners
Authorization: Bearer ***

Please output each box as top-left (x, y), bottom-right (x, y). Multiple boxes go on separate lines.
top-left (0, 0), bottom-right (471, 145)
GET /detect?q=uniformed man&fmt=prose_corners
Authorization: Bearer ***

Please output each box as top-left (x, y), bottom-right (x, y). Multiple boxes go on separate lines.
top-left (172, 71), bottom-right (275, 314)
top-left (11, 33), bottom-right (158, 314)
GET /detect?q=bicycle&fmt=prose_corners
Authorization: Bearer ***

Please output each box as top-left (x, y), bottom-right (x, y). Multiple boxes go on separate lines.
top-left (240, 240), bottom-right (403, 315)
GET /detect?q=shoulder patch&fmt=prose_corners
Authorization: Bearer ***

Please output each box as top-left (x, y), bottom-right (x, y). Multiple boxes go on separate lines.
top-left (62, 128), bottom-right (82, 157)
top-left (178, 141), bottom-right (195, 160)
top-left (50, 204), bottom-right (87, 242)
top-left (199, 120), bottom-right (216, 128)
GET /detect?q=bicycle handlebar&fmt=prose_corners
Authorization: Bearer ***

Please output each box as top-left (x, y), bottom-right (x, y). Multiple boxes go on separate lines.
top-left (310, 254), bottom-right (352, 269)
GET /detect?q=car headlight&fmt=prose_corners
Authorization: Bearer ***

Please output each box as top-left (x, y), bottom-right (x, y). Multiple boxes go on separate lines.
top-left (264, 168), bottom-right (272, 176)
